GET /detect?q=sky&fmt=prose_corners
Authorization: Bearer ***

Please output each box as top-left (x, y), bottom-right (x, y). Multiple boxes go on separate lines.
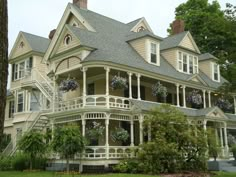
top-left (8, 0), bottom-right (235, 52)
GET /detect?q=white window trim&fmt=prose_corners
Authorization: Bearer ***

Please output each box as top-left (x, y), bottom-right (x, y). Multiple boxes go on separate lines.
top-left (212, 62), bottom-right (220, 82)
top-left (177, 50), bottom-right (198, 74)
top-left (17, 91), bottom-right (24, 113)
top-left (13, 59), bottom-right (31, 81)
top-left (146, 39), bottom-right (160, 66)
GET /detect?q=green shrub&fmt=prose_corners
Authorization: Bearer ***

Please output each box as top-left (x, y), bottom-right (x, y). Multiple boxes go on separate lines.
top-left (231, 145), bottom-right (236, 160)
top-left (113, 159), bottom-right (141, 174)
top-left (0, 155), bottom-right (13, 171)
top-left (12, 153), bottom-right (30, 171)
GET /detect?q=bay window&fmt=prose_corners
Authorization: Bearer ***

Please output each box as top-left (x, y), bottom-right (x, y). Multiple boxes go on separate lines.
top-left (12, 57), bottom-right (33, 81)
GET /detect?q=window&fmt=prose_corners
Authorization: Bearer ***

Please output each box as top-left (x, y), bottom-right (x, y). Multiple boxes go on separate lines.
top-left (137, 26), bottom-right (145, 32)
top-left (9, 100), bottom-right (15, 118)
top-left (17, 92), bottom-right (24, 112)
top-left (213, 63), bottom-right (220, 81)
top-left (12, 58), bottom-right (33, 81)
top-left (178, 51), bottom-right (198, 74)
top-left (30, 91), bottom-right (40, 111)
top-left (64, 34), bottom-right (72, 45)
top-left (151, 43), bottom-right (157, 64)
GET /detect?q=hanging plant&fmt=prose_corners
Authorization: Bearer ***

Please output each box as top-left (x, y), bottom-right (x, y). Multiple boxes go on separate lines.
top-left (59, 78), bottom-right (79, 92)
top-left (111, 75), bottom-right (128, 90)
top-left (215, 97), bottom-right (233, 113)
top-left (186, 90), bottom-right (203, 108)
top-left (152, 81), bottom-right (168, 97)
top-left (111, 127), bottom-right (129, 142)
top-left (86, 121), bottom-right (105, 140)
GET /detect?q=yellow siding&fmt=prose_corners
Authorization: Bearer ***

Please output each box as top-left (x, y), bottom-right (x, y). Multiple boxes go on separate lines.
top-left (67, 15), bottom-right (86, 29)
top-left (130, 38), bottom-right (147, 61)
top-left (11, 36), bottom-right (31, 59)
top-left (199, 61), bottom-right (212, 79)
top-left (161, 49), bottom-right (177, 69)
top-left (145, 87), bottom-right (156, 102)
top-left (180, 35), bottom-right (196, 51)
top-left (56, 31), bottom-right (80, 55)
top-left (95, 79), bottom-right (105, 95)
top-left (55, 57), bottom-right (81, 74)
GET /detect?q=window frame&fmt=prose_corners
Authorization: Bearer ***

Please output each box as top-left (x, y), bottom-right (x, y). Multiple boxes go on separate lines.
top-left (13, 58), bottom-right (32, 81)
top-left (212, 62), bottom-right (220, 82)
top-left (177, 51), bottom-right (198, 74)
top-left (9, 100), bottom-right (15, 118)
top-left (17, 92), bottom-right (24, 113)
top-left (147, 40), bottom-right (160, 66)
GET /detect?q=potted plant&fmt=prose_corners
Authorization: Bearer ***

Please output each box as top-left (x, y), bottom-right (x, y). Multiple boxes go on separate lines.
top-left (111, 127), bottom-right (129, 143)
top-left (215, 97), bottom-right (233, 113)
top-left (151, 81), bottom-right (168, 103)
top-left (111, 75), bottom-right (128, 90)
top-left (59, 78), bottom-right (79, 92)
top-left (86, 121), bottom-right (105, 141)
top-left (186, 90), bottom-right (203, 109)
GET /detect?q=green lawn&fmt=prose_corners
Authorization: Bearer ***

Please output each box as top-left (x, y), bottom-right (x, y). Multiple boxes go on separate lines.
top-left (0, 171), bottom-right (236, 177)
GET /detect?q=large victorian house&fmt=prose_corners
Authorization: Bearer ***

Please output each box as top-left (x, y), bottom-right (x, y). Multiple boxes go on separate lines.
top-left (3, 0), bottom-right (236, 171)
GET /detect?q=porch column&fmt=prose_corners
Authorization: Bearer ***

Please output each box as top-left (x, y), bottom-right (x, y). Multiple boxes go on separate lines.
top-left (176, 84), bottom-right (180, 107)
top-left (182, 85), bottom-right (186, 108)
top-left (128, 72), bottom-right (132, 99)
top-left (234, 96), bottom-right (236, 115)
top-left (219, 126), bottom-right (224, 156)
top-left (105, 67), bottom-right (110, 108)
top-left (82, 118), bottom-right (86, 137)
top-left (224, 122), bottom-right (229, 156)
top-left (139, 115), bottom-right (143, 145)
top-left (136, 74), bottom-right (141, 100)
top-left (148, 123), bottom-right (151, 141)
top-left (203, 90), bottom-right (206, 108)
top-left (130, 118), bottom-right (134, 146)
top-left (203, 120), bottom-right (207, 131)
top-left (105, 116), bottom-right (110, 159)
top-left (215, 128), bottom-right (219, 145)
top-left (208, 91), bottom-right (211, 107)
top-left (52, 77), bottom-right (56, 112)
top-left (82, 67), bottom-right (87, 107)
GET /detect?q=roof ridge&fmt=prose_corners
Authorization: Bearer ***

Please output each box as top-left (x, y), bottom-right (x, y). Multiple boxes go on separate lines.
top-left (163, 31), bottom-right (188, 40)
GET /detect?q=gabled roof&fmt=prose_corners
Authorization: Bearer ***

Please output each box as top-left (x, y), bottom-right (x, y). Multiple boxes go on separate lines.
top-left (129, 17), bottom-right (153, 33)
top-left (199, 53), bottom-right (218, 61)
top-left (22, 32), bottom-right (50, 54)
top-left (126, 18), bottom-right (142, 28)
top-left (126, 30), bottom-right (163, 42)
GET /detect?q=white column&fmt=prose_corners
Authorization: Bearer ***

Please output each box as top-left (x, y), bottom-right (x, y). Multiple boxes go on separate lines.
top-left (234, 96), bottom-right (236, 115)
top-left (128, 72), bottom-right (132, 99)
top-left (130, 118), bottom-right (134, 146)
top-left (82, 118), bottom-right (86, 137)
top-left (208, 91), bottom-right (211, 108)
top-left (182, 85), bottom-right (186, 108)
top-left (224, 123), bottom-right (229, 156)
top-left (215, 128), bottom-right (219, 145)
top-left (136, 74), bottom-right (141, 100)
top-left (219, 126), bottom-right (224, 156)
top-left (139, 115), bottom-right (143, 145)
top-left (105, 67), bottom-right (110, 108)
top-left (52, 77), bottom-right (56, 112)
top-left (203, 90), bottom-right (206, 108)
top-left (176, 84), bottom-right (180, 107)
top-left (105, 116), bottom-right (109, 159)
top-left (203, 120), bottom-right (207, 131)
top-left (82, 67), bottom-right (87, 107)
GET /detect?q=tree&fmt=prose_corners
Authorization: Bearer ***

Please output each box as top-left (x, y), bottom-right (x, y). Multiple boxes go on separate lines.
top-left (168, 0), bottom-right (236, 91)
top-left (138, 104), bottom-right (208, 174)
top-left (0, 0), bottom-right (8, 147)
top-left (18, 131), bottom-right (46, 170)
top-left (51, 124), bottom-right (86, 173)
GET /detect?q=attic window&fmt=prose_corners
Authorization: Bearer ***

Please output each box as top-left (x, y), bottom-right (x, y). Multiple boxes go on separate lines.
top-left (64, 34), bottom-right (72, 45)
top-left (19, 42), bottom-right (24, 49)
top-left (137, 26), bottom-right (145, 32)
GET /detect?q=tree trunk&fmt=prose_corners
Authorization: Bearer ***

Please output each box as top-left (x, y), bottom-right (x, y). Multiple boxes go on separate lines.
top-left (66, 158), bottom-right (70, 173)
top-left (0, 0), bottom-right (8, 145)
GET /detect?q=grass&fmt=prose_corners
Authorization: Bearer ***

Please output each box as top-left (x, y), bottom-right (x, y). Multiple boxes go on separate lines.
top-left (0, 171), bottom-right (236, 177)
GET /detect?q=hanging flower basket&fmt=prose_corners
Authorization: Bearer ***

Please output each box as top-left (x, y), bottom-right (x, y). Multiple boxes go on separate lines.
top-left (152, 81), bottom-right (168, 98)
top-left (215, 97), bottom-right (233, 113)
top-left (59, 79), bottom-right (79, 92)
top-left (86, 121), bottom-right (105, 140)
top-left (111, 127), bottom-right (129, 142)
top-left (111, 75), bottom-right (128, 90)
top-left (186, 90), bottom-right (203, 108)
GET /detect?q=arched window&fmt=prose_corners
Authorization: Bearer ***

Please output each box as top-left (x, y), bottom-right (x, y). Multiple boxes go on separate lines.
top-left (64, 34), bottom-right (72, 45)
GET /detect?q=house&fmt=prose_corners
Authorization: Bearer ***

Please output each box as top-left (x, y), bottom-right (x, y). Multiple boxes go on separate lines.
top-left (3, 0), bottom-right (236, 172)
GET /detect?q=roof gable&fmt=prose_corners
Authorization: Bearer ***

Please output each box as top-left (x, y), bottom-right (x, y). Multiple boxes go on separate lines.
top-left (187, 74), bottom-right (208, 86)
top-left (43, 3), bottom-right (96, 62)
top-left (205, 107), bottom-right (228, 120)
top-left (130, 17), bottom-right (153, 33)
top-left (179, 32), bottom-right (200, 53)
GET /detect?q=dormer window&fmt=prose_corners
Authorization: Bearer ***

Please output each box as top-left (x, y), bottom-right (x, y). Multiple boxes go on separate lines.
top-left (137, 26), bottom-right (145, 32)
top-left (151, 43), bottom-right (157, 64)
top-left (212, 63), bottom-right (220, 82)
top-left (178, 51), bottom-right (198, 74)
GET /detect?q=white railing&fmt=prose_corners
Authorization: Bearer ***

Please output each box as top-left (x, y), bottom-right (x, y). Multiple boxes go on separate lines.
top-left (53, 95), bottom-right (131, 113)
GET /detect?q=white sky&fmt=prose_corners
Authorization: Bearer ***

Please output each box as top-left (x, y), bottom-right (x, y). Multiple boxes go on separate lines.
top-left (8, 0), bottom-right (235, 51)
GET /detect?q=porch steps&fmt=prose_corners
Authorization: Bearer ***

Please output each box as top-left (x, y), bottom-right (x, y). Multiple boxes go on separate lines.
top-left (219, 160), bottom-right (236, 172)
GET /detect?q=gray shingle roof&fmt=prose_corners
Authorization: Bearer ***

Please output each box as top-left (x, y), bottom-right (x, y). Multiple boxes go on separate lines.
top-left (126, 29), bottom-right (163, 42)
top-left (69, 5), bottom-right (226, 89)
top-left (199, 53), bottom-right (218, 61)
top-left (160, 31), bottom-right (188, 51)
top-left (22, 32), bottom-right (50, 54)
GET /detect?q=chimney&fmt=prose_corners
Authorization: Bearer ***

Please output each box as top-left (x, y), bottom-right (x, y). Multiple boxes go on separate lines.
top-left (48, 29), bottom-right (56, 40)
top-left (172, 19), bottom-right (185, 35)
top-left (73, 0), bottom-right (87, 9)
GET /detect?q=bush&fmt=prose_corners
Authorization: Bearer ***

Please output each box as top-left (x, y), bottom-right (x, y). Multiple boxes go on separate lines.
top-left (231, 145), bottom-right (236, 160)
top-left (0, 155), bottom-right (13, 171)
top-left (113, 159), bottom-right (141, 173)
